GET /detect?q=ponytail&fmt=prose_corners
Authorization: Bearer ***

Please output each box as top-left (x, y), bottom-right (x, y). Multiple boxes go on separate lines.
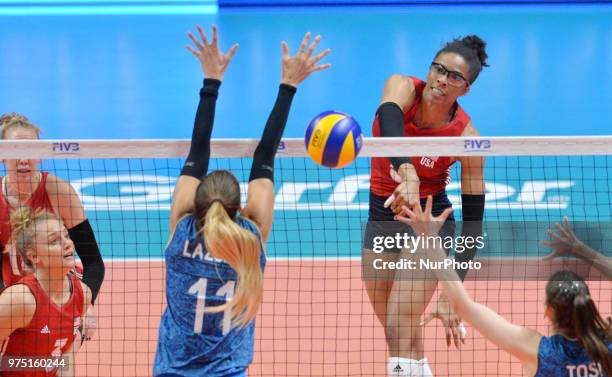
top-left (202, 201), bottom-right (263, 329)
top-left (572, 293), bottom-right (612, 375)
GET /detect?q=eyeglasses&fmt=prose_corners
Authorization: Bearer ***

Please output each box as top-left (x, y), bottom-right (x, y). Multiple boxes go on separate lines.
top-left (430, 62), bottom-right (469, 87)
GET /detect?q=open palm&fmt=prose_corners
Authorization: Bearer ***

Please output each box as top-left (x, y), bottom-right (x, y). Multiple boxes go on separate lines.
top-left (186, 24), bottom-right (238, 81)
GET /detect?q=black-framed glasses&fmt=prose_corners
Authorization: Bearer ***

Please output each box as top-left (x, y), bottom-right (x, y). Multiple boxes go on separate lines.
top-left (430, 62), bottom-right (469, 87)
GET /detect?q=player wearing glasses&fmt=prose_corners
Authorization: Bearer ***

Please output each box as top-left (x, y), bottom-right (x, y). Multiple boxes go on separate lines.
top-left (364, 35), bottom-right (488, 376)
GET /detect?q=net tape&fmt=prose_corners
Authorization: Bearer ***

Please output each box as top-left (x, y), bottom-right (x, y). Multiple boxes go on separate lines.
top-left (2, 136), bottom-right (612, 159)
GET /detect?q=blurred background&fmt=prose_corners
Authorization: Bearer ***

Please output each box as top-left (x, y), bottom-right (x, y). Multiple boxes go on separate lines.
top-left (0, 0), bottom-right (610, 140)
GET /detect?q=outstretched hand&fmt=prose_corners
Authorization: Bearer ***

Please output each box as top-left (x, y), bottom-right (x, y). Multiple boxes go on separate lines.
top-left (186, 24), bottom-right (238, 81)
top-left (384, 164), bottom-right (420, 214)
top-left (281, 32), bottom-right (331, 87)
top-left (396, 198), bottom-right (464, 348)
top-left (421, 294), bottom-right (467, 349)
top-left (394, 195), bottom-right (453, 236)
top-left (540, 216), bottom-right (583, 261)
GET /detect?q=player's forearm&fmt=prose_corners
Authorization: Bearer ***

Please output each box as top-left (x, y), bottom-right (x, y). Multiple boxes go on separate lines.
top-left (424, 243), bottom-right (473, 317)
top-left (377, 102), bottom-right (412, 170)
top-left (575, 242), bottom-right (612, 280)
top-left (180, 78), bottom-right (221, 179)
top-left (591, 255), bottom-right (612, 280)
top-left (68, 219), bottom-right (104, 303)
top-left (249, 84), bottom-right (296, 182)
top-left (590, 255), bottom-right (612, 280)
top-left (455, 194), bottom-right (485, 281)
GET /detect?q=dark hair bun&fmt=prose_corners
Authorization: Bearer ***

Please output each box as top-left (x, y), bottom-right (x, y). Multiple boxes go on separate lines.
top-left (462, 35), bottom-right (489, 67)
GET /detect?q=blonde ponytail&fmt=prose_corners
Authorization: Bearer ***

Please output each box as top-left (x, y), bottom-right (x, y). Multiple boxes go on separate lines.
top-left (202, 201), bottom-right (263, 329)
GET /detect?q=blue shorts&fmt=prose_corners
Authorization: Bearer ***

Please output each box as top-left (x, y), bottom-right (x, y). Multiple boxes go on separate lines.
top-left (363, 191), bottom-right (456, 253)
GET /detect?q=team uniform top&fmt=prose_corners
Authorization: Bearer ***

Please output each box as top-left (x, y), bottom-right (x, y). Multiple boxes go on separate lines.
top-left (0, 172), bottom-right (55, 287)
top-left (536, 334), bottom-right (611, 377)
top-left (0, 273), bottom-right (85, 377)
top-left (370, 77), bottom-right (471, 198)
top-left (153, 214), bottom-right (266, 377)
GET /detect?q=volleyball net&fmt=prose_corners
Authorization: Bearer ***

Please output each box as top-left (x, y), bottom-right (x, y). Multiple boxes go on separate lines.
top-left (1, 136), bottom-right (611, 376)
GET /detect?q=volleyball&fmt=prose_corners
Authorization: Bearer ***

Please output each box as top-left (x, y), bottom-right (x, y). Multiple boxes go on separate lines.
top-left (304, 111), bottom-right (363, 169)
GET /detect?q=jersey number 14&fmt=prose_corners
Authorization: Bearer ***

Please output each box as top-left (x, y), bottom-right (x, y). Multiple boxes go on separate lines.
top-left (188, 278), bottom-right (236, 335)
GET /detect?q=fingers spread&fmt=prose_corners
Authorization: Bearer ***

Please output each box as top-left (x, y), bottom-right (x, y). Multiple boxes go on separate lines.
top-left (311, 48), bottom-right (331, 65)
top-left (424, 195), bottom-right (433, 219)
top-left (445, 326), bottom-right (452, 347)
top-left (226, 43), bottom-right (239, 60)
top-left (310, 63), bottom-right (332, 73)
top-left (306, 34), bottom-right (321, 58)
top-left (185, 45), bottom-right (199, 57)
top-left (187, 32), bottom-right (205, 51)
top-left (196, 25), bottom-right (210, 48)
top-left (299, 32), bottom-right (311, 54)
top-left (450, 325), bottom-right (460, 349)
top-left (539, 239), bottom-right (553, 248)
top-left (211, 24), bottom-right (218, 47)
top-left (563, 216), bottom-right (572, 233)
top-left (389, 166), bottom-right (403, 183)
top-left (440, 207), bottom-right (454, 222)
top-left (555, 222), bottom-right (569, 239)
top-left (384, 194), bottom-right (396, 208)
top-left (547, 229), bottom-right (563, 243)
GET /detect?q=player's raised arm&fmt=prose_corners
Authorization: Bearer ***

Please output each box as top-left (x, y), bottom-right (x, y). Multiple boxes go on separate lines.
top-left (170, 25), bottom-right (238, 233)
top-left (377, 75), bottom-right (421, 212)
top-left (242, 32), bottom-right (330, 243)
top-left (395, 198), bottom-right (541, 375)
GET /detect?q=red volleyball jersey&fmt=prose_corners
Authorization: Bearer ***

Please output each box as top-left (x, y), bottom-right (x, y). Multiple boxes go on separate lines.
top-left (0, 273), bottom-right (85, 377)
top-left (370, 77), bottom-right (471, 198)
top-left (0, 172), bottom-right (55, 287)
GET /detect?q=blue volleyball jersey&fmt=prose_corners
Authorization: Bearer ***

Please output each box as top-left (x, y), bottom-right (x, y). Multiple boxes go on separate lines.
top-left (536, 334), bottom-right (611, 377)
top-left (153, 215), bottom-right (266, 377)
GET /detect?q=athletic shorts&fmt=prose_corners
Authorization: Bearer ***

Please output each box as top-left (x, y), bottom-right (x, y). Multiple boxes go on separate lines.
top-left (363, 191), bottom-right (456, 253)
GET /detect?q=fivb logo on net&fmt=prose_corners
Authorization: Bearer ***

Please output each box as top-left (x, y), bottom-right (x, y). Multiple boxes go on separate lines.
top-left (464, 139), bottom-right (491, 152)
top-left (51, 142), bottom-right (80, 154)
top-left (69, 173), bottom-right (574, 211)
